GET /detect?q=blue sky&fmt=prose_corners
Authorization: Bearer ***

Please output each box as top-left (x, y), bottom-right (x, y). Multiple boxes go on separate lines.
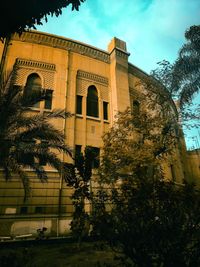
top-left (37, 0), bottom-right (200, 148)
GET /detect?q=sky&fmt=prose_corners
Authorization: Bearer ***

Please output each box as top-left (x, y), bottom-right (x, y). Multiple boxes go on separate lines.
top-left (37, 0), bottom-right (200, 149)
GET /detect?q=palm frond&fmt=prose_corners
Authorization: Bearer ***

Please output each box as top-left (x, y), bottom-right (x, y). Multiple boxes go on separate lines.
top-left (179, 78), bottom-right (200, 108)
top-left (29, 163), bottom-right (48, 183)
top-left (0, 70), bottom-right (73, 200)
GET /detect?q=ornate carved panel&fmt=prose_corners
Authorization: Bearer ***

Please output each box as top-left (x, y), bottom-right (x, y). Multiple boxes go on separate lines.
top-left (77, 70), bottom-right (108, 86)
top-left (76, 70), bottom-right (109, 101)
top-left (14, 58), bottom-right (55, 89)
top-left (13, 32), bottom-right (110, 64)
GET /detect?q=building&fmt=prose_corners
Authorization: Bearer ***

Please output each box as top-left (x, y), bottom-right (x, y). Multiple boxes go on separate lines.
top-left (0, 31), bottom-right (188, 237)
top-left (187, 149), bottom-right (200, 186)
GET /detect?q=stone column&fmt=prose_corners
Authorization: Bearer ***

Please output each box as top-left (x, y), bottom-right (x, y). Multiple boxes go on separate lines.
top-left (108, 37), bottom-right (131, 125)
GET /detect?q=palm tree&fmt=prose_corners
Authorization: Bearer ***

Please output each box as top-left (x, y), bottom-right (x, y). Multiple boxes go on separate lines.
top-left (172, 25), bottom-right (200, 108)
top-left (0, 72), bottom-right (72, 200)
top-left (151, 25), bottom-right (200, 109)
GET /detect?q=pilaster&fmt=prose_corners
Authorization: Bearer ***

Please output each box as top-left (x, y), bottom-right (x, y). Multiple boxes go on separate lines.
top-left (108, 37), bottom-right (131, 124)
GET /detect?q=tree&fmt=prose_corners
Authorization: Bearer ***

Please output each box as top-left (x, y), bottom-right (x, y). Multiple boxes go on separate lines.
top-left (92, 176), bottom-right (200, 267)
top-left (151, 25), bottom-right (200, 108)
top-left (98, 92), bottom-right (178, 185)
top-left (0, 72), bottom-right (72, 200)
top-left (151, 26), bottom-right (200, 135)
top-left (91, 108), bottom-right (200, 267)
top-left (0, 0), bottom-right (85, 40)
top-left (151, 61), bottom-right (200, 132)
top-left (69, 147), bottom-right (98, 244)
top-left (173, 25), bottom-right (200, 107)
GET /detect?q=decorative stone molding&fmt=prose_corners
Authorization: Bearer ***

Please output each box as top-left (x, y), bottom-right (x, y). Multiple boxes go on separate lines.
top-left (15, 58), bottom-right (56, 71)
top-left (14, 58), bottom-right (55, 89)
top-left (77, 70), bottom-right (109, 86)
top-left (76, 70), bottom-right (109, 101)
top-left (128, 63), bottom-right (148, 81)
top-left (13, 31), bottom-right (110, 64)
top-left (116, 49), bottom-right (130, 60)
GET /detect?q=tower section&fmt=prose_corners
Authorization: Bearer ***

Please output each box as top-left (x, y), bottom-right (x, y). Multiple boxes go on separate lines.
top-left (108, 37), bottom-right (131, 123)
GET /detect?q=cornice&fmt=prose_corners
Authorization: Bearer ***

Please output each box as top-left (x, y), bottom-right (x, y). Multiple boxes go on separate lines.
top-left (15, 58), bottom-right (56, 71)
top-left (77, 70), bottom-right (109, 86)
top-left (116, 49), bottom-right (130, 60)
top-left (12, 31), bottom-right (110, 64)
top-left (128, 63), bottom-right (178, 117)
top-left (128, 63), bottom-right (149, 81)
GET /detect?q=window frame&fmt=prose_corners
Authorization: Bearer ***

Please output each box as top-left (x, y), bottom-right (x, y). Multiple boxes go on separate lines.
top-left (76, 95), bottom-right (83, 115)
top-left (44, 89), bottom-right (53, 110)
top-left (132, 100), bottom-right (140, 115)
top-left (103, 101), bottom-right (108, 120)
top-left (24, 73), bottom-right (42, 108)
top-left (86, 85), bottom-right (99, 118)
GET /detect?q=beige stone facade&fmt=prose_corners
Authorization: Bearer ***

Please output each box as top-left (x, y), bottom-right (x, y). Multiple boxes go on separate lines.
top-left (187, 149), bottom-right (200, 186)
top-left (0, 31), bottom-right (189, 237)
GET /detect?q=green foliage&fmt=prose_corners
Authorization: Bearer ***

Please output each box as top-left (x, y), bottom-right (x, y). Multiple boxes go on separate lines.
top-left (151, 25), bottom-right (200, 109)
top-left (151, 60), bottom-right (175, 96)
top-left (0, 248), bottom-right (32, 267)
top-left (151, 59), bottom-right (200, 130)
top-left (0, 71), bottom-right (72, 200)
top-left (70, 147), bottom-right (95, 242)
top-left (90, 107), bottom-right (200, 266)
top-left (92, 177), bottom-right (200, 267)
top-left (173, 25), bottom-right (200, 107)
top-left (99, 103), bottom-right (178, 185)
top-left (0, 0), bottom-right (85, 40)
top-left (151, 25), bottom-right (200, 133)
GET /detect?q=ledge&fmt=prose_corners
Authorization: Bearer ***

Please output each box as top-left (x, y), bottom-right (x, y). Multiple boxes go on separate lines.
top-left (86, 116), bottom-right (101, 122)
top-left (76, 114), bottom-right (83, 118)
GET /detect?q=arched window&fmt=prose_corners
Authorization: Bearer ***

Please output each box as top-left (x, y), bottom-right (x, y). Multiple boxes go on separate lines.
top-left (87, 85), bottom-right (99, 117)
top-left (24, 73), bottom-right (42, 108)
top-left (133, 100), bottom-right (140, 115)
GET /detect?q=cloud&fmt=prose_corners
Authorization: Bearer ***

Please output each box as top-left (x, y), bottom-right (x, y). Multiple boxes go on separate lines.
top-left (37, 0), bottom-right (200, 72)
top-left (36, 0), bottom-right (200, 144)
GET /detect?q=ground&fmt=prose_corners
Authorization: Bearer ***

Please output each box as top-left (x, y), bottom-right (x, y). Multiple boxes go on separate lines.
top-left (0, 240), bottom-right (121, 267)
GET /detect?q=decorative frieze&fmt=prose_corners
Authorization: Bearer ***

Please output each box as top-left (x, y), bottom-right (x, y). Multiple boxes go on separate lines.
top-left (116, 49), bottom-right (130, 60)
top-left (15, 58), bottom-right (56, 71)
top-left (13, 31), bottom-right (110, 64)
top-left (77, 70), bottom-right (109, 86)
top-left (14, 58), bottom-right (55, 88)
top-left (77, 70), bottom-right (109, 101)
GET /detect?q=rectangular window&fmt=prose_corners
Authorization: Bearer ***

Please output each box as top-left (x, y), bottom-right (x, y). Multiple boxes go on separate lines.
top-left (20, 206), bottom-right (28, 214)
top-left (44, 89), bottom-right (53, 110)
top-left (76, 95), bottom-right (83, 114)
top-left (35, 206), bottom-right (44, 214)
top-left (87, 146), bottom-right (100, 169)
top-left (103, 102), bottom-right (108, 120)
top-left (23, 86), bottom-right (40, 108)
top-left (75, 145), bottom-right (82, 166)
top-left (32, 87), bottom-right (40, 108)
